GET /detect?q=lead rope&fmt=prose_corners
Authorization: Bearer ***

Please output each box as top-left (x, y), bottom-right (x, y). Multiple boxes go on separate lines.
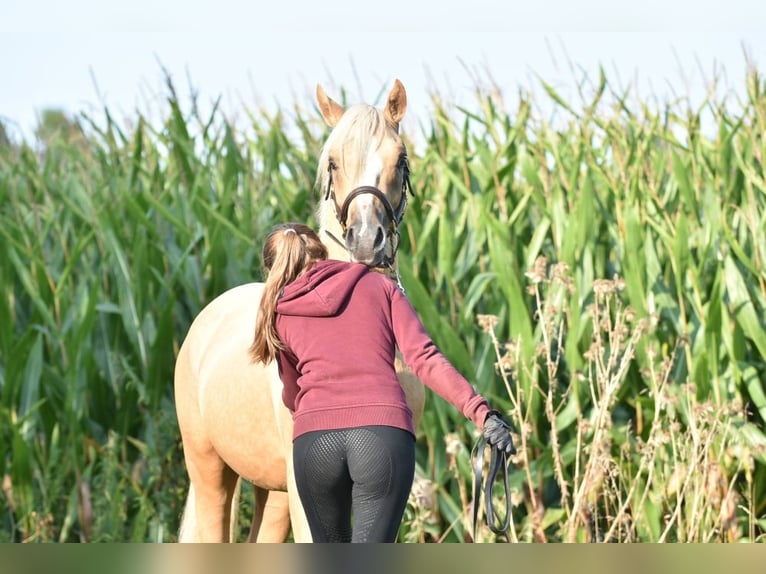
top-left (471, 435), bottom-right (512, 542)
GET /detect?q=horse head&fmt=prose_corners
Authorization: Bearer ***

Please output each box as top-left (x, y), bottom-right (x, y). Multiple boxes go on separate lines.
top-left (315, 80), bottom-right (412, 270)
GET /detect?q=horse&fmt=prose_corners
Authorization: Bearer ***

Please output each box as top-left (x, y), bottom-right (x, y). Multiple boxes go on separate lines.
top-left (174, 80), bottom-right (426, 542)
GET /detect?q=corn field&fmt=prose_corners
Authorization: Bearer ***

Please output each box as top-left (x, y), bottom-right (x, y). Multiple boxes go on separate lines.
top-left (1, 68), bottom-right (765, 542)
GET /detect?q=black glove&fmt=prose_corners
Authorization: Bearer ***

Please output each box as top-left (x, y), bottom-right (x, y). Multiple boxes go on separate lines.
top-left (483, 410), bottom-right (516, 455)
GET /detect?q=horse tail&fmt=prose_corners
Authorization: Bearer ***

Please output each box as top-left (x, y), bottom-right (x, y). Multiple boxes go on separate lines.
top-left (228, 478), bottom-right (242, 542)
top-left (177, 483), bottom-right (198, 542)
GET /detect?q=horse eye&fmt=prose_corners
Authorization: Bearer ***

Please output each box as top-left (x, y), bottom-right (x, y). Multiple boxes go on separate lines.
top-left (328, 158), bottom-right (338, 171)
top-left (397, 156), bottom-right (408, 170)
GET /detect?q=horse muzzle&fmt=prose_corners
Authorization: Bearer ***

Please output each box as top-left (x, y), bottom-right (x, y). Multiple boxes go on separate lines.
top-left (334, 185), bottom-right (402, 268)
top-left (344, 221), bottom-right (390, 267)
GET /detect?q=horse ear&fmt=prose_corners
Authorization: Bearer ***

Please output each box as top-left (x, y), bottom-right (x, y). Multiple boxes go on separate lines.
top-left (384, 79), bottom-right (407, 129)
top-left (316, 84), bottom-right (345, 127)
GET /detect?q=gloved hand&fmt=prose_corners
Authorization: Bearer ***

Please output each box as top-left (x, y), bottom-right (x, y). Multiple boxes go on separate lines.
top-left (483, 410), bottom-right (517, 455)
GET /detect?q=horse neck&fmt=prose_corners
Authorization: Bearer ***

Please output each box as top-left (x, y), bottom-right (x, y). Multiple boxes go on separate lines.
top-left (318, 201), bottom-right (350, 262)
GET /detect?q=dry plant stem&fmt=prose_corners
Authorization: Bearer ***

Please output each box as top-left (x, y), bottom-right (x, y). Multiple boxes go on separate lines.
top-left (485, 323), bottom-right (522, 543)
top-left (715, 468), bottom-right (742, 543)
top-left (487, 324), bottom-right (519, 413)
top-left (545, 383), bottom-right (570, 516)
top-left (516, 357), bottom-right (542, 540)
top-left (437, 514), bottom-right (464, 543)
top-left (658, 420), bottom-right (720, 542)
top-left (534, 284), bottom-right (562, 382)
top-left (603, 340), bottom-right (676, 541)
top-left (446, 442), bottom-right (471, 540)
top-left (687, 438), bottom-right (708, 541)
top-left (573, 413), bottom-right (584, 525)
top-left (688, 402), bottom-right (736, 542)
top-left (749, 475), bottom-right (756, 542)
top-left (507, 369), bottom-right (528, 544)
top-left (534, 282), bottom-right (571, 516)
top-left (567, 293), bottom-right (640, 541)
top-left (453, 458), bottom-right (470, 528)
top-left (602, 372), bottom-right (666, 542)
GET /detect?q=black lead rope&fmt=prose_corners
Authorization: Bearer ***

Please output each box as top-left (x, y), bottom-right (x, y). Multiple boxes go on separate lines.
top-left (471, 435), bottom-right (512, 542)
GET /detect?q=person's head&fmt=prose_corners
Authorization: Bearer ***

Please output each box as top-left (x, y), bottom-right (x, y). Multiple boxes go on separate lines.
top-left (261, 222), bottom-right (328, 277)
top-left (250, 223), bottom-right (328, 364)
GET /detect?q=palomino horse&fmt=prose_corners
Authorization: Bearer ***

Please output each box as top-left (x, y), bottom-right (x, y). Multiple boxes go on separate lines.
top-left (174, 80), bottom-right (426, 542)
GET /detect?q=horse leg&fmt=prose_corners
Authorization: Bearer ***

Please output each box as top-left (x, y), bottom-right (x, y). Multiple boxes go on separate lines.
top-left (286, 449), bottom-right (312, 542)
top-left (247, 488), bottom-right (291, 542)
top-left (179, 439), bottom-right (240, 542)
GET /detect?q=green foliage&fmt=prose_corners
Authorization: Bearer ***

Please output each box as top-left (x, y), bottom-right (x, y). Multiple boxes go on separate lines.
top-left (1, 68), bottom-right (765, 542)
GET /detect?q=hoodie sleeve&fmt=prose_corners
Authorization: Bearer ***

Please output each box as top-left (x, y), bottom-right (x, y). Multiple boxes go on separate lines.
top-left (276, 349), bottom-right (300, 413)
top-left (388, 284), bottom-right (490, 429)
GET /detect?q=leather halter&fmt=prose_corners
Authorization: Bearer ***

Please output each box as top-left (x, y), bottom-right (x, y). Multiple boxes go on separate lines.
top-left (324, 161), bottom-right (413, 270)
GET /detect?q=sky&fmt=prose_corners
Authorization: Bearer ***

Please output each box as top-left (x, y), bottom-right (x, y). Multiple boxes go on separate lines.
top-left (2, 0), bottom-right (765, 142)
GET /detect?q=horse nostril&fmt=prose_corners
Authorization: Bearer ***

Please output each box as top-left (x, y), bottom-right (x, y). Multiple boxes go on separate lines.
top-left (345, 227), bottom-right (355, 244)
top-left (374, 226), bottom-right (385, 250)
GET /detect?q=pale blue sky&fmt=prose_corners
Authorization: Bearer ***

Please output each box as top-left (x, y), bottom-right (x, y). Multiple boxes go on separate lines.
top-left (2, 0), bottom-right (765, 141)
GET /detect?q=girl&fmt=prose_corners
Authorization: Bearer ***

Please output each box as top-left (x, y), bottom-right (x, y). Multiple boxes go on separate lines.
top-left (250, 222), bottom-right (514, 543)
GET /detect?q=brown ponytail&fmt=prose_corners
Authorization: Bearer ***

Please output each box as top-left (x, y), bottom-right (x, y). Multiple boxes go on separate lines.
top-left (250, 223), bottom-right (328, 364)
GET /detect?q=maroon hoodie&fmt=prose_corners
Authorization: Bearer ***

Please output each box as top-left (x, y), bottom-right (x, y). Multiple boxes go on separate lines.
top-left (275, 259), bottom-right (490, 439)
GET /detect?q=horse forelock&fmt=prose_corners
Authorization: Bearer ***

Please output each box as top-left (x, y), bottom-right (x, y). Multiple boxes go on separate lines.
top-left (315, 104), bottom-right (390, 194)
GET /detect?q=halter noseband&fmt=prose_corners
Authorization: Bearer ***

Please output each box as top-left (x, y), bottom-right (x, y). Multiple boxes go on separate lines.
top-left (338, 186), bottom-right (405, 231)
top-left (324, 162), bottom-right (413, 269)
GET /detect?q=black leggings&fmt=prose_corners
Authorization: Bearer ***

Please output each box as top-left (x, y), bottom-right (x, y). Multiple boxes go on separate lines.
top-left (292, 425), bottom-right (416, 543)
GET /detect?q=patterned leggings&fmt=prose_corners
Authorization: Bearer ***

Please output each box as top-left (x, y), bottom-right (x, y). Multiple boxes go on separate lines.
top-left (292, 425), bottom-right (416, 543)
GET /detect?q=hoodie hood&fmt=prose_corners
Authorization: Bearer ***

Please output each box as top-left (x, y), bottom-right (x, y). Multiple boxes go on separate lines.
top-left (276, 259), bottom-right (369, 317)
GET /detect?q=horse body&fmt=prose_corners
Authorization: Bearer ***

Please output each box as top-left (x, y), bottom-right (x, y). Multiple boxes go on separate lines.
top-left (175, 80), bottom-right (425, 542)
